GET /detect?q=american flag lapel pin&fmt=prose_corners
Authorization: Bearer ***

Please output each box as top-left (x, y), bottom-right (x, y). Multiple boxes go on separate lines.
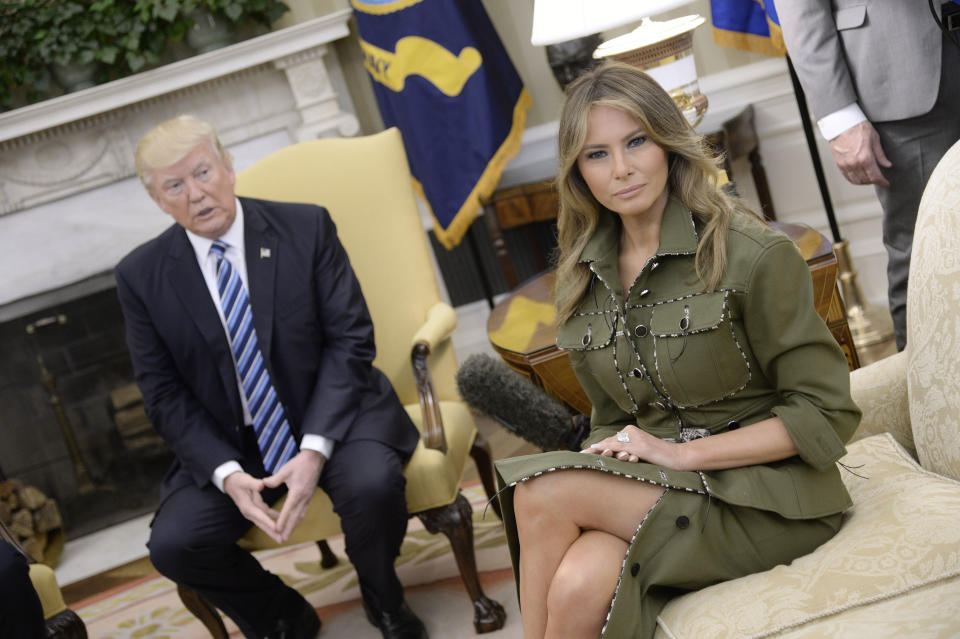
top-left (260, 247), bottom-right (271, 259)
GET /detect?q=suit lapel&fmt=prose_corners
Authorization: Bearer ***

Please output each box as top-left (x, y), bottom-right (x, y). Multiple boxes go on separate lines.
top-left (243, 199), bottom-right (279, 366)
top-left (165, 229), bottom-right (243, 424)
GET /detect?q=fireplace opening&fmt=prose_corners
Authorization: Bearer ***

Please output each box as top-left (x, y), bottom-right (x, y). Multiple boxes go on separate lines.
top-left (0, 285), bottom-right (174, 541)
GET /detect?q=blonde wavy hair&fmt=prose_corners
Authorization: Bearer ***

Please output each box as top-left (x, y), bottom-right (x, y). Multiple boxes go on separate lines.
top-left (554, 62), bottom-right (759, 324)
top-left (135, 115), bottom-right (233, 193)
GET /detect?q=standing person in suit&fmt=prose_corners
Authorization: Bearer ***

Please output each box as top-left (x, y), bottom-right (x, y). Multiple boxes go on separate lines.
top-left (778, 0), bottom-right (960, 349)
top-left (116, 115), bottom-right (428, 639)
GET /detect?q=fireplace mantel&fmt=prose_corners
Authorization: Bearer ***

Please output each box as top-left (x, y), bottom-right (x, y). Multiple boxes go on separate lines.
top-left (0, 10), bottom-right (359, 320)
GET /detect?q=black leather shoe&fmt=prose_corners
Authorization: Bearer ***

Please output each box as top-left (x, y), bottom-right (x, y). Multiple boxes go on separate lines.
top-left (361, 595), bottom-right (428, 639)
top-left (268, 596), bottom-right (321, 639)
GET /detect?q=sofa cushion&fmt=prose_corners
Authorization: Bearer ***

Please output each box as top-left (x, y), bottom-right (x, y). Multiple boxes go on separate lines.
top-left (655, 433), bottom-right (960, 638)
top-left (774, 576), bottom-right (960, 638)
top-left (905, 138), bottom-right (960, 481)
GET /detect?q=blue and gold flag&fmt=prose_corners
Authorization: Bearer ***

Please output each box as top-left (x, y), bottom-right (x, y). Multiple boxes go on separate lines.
top-left (352, 0), bottom-right (531, 249)
top-left (710, 0), bottom-right (785, 57)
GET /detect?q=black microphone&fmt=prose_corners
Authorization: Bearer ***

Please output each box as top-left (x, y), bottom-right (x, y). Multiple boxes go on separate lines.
top-left (456, 353), bottom-right (589, 452)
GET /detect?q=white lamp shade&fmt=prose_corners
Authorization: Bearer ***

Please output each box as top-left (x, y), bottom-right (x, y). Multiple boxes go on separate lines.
top-left (531, 0), bottom-right (696, 45)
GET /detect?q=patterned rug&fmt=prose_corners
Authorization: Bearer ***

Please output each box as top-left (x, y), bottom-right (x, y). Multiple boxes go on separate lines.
top-left (73, 483), bottom-right (519, 638)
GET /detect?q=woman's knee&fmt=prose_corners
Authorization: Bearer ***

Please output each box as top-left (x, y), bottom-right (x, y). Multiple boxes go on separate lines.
top-left (514, 473), bottom-right (568, 520)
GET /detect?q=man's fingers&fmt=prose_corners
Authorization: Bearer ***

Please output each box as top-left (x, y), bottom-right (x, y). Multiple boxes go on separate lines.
top-left (275, 496), bottom-right (309, 543)
top-left (250, 518), bottom-right (284, 544)
top-left (261, 469), bottom-right (288, 489)
top-left (863, 161), bottom-right (890, 188)
top-left (279, 503), bottom-right (306, 542)
top-left (872, 136), bottom-right (893, 168)
top-left (275, 499), bottom-right (295, 538)
top-left (250, 490), bottom-right (280, 521)
top-left (235, 493), bottom-right (282, 541)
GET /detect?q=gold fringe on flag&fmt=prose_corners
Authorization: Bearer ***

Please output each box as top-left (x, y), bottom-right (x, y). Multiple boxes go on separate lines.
top-left (416, 87), bottom-right (532, 249)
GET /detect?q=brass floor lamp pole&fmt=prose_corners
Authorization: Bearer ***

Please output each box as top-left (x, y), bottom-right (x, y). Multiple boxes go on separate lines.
top-left (786, 56), bottom-right (896, 364)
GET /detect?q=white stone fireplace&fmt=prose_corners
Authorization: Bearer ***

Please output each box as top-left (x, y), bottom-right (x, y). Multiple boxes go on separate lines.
top-left (0, 9), bottom-right (359, 321)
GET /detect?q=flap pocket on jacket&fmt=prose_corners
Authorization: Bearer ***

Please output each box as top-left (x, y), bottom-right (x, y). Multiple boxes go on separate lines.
top-left (834, 5), bottom-right (866, 30)
top-left (649, 292), bottom-right (726, 337)
top-left (649, 292), bottom-right (748, 407)
top-left (557, 312), bottom-right (616, 350)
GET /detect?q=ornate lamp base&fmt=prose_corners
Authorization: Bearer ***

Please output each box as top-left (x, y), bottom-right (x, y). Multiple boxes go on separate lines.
top-left (833, 241), bottom-right (897, 364)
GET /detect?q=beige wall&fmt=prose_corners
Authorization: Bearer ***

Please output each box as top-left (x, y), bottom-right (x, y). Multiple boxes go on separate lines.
top-left (278, 0), bottom-right (771, 132)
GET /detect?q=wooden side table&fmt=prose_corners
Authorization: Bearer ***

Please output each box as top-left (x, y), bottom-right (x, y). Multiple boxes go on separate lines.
top-left (487, 222), bottom-right (859, 414)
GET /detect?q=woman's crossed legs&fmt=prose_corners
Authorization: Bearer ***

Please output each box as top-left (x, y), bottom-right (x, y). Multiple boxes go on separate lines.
top-left (514, 469), bottom-right (665, 639)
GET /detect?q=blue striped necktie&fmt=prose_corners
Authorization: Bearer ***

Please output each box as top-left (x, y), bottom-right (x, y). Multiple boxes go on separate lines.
top-left (210, 240), bottom-right (297, 474)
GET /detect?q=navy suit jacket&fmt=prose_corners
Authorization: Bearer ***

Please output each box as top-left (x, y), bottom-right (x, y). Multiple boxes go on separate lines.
top-left (116, 197), bottom-right (419, 497)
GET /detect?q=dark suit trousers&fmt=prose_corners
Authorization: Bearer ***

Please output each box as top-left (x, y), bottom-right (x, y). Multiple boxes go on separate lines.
top-left (874, 36), bottom-right (960, 349)
top-left (0, 540), bottom-right (46, 639)
top-left (148, 429), bottom-right (409, 638)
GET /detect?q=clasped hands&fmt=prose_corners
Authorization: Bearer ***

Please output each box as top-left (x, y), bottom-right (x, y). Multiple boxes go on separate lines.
top-left (223, 449), bottom-right (325, 544)
top-left (580, 424), bottom-right (684, 470)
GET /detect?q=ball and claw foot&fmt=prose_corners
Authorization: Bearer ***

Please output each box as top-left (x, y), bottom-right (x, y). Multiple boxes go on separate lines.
top-left (473, 596), bottom-right (507, 633)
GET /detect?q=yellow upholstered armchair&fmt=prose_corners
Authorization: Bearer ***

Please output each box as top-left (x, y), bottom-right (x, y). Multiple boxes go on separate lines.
top-left (174, 128), bottom-right (506, 635)
top-left (0, 519), bottom-right (87, 638)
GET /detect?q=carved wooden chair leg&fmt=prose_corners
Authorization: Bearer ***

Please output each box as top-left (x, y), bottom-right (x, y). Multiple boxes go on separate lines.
top-left (316, 539), bottom-right (339, 568)
top-left (177, 584), bottom-right (229, 639)
top-left (469, 431), bottom-right (502, 520)
top-left (45, 609), bottom-right (88, 639)
top-left (416, 493), bottom-right (506, 633)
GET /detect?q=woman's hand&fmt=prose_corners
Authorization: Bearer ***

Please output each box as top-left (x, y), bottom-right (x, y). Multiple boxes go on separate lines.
top-left (580, 425), bottom-right (687, 470)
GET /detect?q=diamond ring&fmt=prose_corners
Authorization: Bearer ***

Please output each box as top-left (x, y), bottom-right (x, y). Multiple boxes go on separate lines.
top-left (617, 431), bottom-right (630, 443)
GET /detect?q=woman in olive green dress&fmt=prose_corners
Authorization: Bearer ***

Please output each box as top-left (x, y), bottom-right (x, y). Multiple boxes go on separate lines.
top-left (494, 62), bottom-right (861, 639)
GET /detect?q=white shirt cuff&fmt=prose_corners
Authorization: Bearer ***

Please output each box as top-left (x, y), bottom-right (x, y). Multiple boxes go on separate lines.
top-left (301, 434), bottom-right (335, 460)
top-left (212, 460), bottom-right (244, 492)
top-left (817, 103), bottom-right (868, 141)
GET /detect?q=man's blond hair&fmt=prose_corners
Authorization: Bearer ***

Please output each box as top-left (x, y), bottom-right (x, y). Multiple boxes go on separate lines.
top-left (135, 115), bottom-right (233, 191)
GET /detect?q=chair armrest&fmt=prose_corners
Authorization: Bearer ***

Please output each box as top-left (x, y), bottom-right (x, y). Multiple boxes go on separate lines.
top-left (412, 342), bottom-right (447, 453)
top-left (411, 302), bottom-right (458, 351)
top-left (849, 349), bottom-right (916, 457)
top-left (410, 302), bottom-right (457, 453)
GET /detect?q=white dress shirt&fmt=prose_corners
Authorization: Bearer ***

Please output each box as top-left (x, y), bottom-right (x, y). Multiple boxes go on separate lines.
top-left (817, 102), bottom-right (868, 141)
top-left (184, 199), bottom-right (334, 491)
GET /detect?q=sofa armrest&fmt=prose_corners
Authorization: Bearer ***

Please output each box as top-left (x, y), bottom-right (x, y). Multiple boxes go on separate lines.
top-left (411, 302), bottom-right (458, 351)
top-left (849, 349), bottom-right (915, 458)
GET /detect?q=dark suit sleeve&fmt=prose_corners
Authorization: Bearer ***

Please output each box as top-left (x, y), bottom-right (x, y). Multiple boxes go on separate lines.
top-left (299, 208), bottom-right (379, 442)
top-left (116, 264), bottom-right (242, 487)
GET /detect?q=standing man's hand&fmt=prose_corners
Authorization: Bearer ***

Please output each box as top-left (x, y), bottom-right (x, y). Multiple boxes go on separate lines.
top-left (223, 472), bottom-right (283, 542)
top-left (262, 449), bottom-right (325, 543)
top-left (829, 120), bottom-right (892, 187)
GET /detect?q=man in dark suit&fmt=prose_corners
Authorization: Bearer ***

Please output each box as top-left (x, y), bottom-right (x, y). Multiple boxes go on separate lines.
top-left (116, 115), bottom-right (427, 639)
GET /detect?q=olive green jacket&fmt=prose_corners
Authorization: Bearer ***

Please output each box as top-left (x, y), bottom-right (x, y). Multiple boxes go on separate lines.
top-left (557, 197), bottom-right (862, 519)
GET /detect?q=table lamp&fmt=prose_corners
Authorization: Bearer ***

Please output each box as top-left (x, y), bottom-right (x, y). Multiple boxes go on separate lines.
top-left (531, 0), bottom-right (708, 126)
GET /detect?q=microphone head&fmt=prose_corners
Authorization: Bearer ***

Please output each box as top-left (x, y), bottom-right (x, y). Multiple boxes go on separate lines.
top-left (456, 353), bottom-right (587, 451)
